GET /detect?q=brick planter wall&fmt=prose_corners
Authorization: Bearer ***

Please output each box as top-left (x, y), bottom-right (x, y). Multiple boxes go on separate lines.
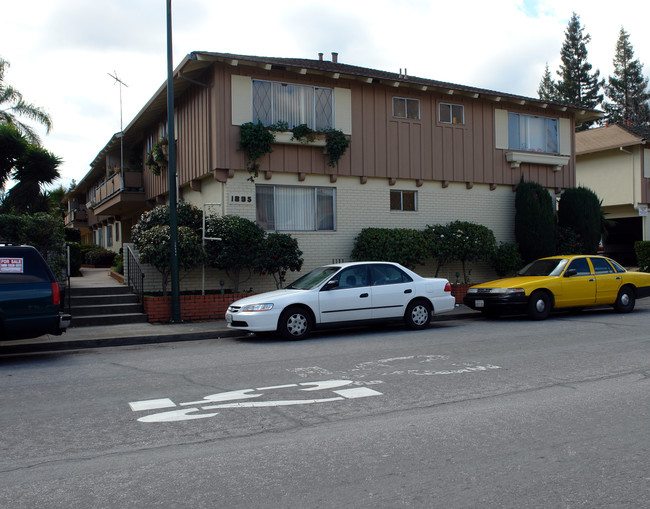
top-left (143, 293), bottom-right (251, 323)
top-left (450, 284), bottom-right (472, 305)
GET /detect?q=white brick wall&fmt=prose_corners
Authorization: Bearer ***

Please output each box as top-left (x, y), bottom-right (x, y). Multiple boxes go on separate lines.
top-left (133, 171), bottom-right (519, 294)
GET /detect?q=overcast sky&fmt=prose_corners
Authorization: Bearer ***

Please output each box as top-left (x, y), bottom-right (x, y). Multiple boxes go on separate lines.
top-left (2, 0), bottom-right (649, 190)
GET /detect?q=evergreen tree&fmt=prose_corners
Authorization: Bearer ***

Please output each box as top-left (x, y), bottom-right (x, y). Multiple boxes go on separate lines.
top-left (555, 13), bottom-right (603, 130)
top-left (537, 63), bottom-right (557, 101)
top-left (557, 187), bottom-right (602, 255)
top-left (603, 27), bottom-right (650, 127)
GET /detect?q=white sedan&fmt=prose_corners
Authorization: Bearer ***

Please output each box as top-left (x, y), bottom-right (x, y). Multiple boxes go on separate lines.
top-left (225, 261), bottom-right (456, 340)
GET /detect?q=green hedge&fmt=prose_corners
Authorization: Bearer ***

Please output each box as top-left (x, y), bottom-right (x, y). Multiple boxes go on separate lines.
top-left (634, 241), bottom-right (650, 271)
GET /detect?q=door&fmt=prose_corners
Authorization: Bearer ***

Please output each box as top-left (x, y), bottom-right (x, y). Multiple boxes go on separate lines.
top-left (318, 265), bottom-right (372, 324)
top-left (558, 257), bottom-right (596, 308)
top-left (590, 257), bottom-right (622, 304)
top-left (369, 264), bottom-right (415, 319)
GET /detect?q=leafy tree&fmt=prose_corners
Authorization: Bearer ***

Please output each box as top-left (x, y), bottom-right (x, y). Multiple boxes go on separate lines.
top-left (603, 27), bottom-right (650, 127)
top-left (0, 57), bottom-right (52, 145)
top-left (537, 63), bottom-right (557, 101)
top-left (351, 228), bottom-right (428, 269)
top-left (515, 179), bottom-right (556, 263)
top-left (131, 201), bottom-right (203, 240)
top-left (204, 215), bottom-right (265, 292)
top-left (258, 233), bottom-right (304, 289)
top-left (557, 186), bottom-right (602, 255)
top-left (424, 223), bottom-right (457, 277)
top-left (134, 225), bottom-right (206, 296)
top-left (555, 12), bottom-right (603, 130)
top-left (0, 123), bottom-right (61, 213)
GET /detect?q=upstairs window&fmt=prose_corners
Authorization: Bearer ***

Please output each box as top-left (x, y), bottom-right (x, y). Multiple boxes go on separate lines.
top-left (439, 103), bottom-right (464, 125)
top-left (256, 185), bottom-right (336, 231)
top-left (390, 190), bottom-right (417, 211)
top-left (508, 113), bottom-right (558, 154)
top-left (252, 80), bottom-right (333, 131)
top-left (393, 97), bottom-right (420, 120)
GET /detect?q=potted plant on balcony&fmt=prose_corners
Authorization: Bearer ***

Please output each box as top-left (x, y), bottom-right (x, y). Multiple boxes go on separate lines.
top-left (145, 137), bottom-right (168, 176)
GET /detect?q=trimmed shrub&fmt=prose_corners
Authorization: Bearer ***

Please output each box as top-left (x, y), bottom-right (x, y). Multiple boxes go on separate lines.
top-left (490, 242), bottom-right (523, 278)
top-left (84, 247), bottom-right (116, 266)
top-left (351, 228), bottom-right (428, 269)
top-left (634, 241), bottom-right (650, 271)
top-left (258, 233), bottom-right (304, 289)
top-left (557, 186), bottom-right (602, 254)
top-left (515, 179), bottom-right (556, 263)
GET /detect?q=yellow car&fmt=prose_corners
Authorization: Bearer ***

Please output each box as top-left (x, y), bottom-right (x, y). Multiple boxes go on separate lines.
top-left (463, 255), bottom-right (650, 320)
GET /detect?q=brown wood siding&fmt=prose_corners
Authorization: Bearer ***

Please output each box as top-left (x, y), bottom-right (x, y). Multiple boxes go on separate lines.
top-left (147, 62), bottom-right (577, 197)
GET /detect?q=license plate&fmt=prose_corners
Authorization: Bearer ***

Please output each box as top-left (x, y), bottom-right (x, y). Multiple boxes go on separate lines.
top-left (475, 299), bottom-right (484, 308)
top-left (226, 313), bottom-right (233, 323)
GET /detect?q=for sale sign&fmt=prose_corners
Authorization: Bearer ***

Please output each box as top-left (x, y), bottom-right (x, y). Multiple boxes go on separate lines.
top-left (0, 258), bottom-right (24, 273)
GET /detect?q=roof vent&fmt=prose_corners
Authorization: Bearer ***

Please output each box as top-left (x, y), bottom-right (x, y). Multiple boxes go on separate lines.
top-left (318, 52), bottom-right (323, 61)
top-left (331, 52), bottom-right (338, 63)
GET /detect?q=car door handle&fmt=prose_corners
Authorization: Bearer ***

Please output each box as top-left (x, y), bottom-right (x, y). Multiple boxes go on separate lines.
top-left (588, 279), bottom-right (595, 282)
top-left (404, 289), bottom-right (412, 294)
top-left (360, 293), bottom-right (369, 298)
top-left (616, 276), bottom-right (622, 279)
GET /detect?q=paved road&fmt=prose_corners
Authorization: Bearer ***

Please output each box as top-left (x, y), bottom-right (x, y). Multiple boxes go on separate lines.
top-left (1, 307), bottom-right (649, 508)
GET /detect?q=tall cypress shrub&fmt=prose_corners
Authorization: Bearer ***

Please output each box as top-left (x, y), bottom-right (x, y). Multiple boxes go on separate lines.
top-left (557, 186), bottom-right (602, 254)
top-left (515, 179), bottom-right (556, 263)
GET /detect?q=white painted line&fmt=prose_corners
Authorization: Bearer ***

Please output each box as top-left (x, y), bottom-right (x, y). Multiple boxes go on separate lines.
top-left (333, 387), bottom-right (383, 399)
top-left (138, 408), bottom-right (218, 423)
top-left (256, 384), bottom-right (297, 391)
top-left (202, 397), bottom-right (344, 409)
top-left (181, 389), bottom-right (262, 406)
top-left (129, 398), bottom-right (176, 412)
top-left (299, 380), bottom-right (353, 391)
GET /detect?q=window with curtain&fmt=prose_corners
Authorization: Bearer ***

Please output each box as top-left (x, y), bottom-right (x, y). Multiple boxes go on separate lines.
top-left (252, 80), bottom-right (333, 131)
top-left (256, 185), bottom-right (336, 231)
top-left (508, 113), bottom-right (559, 154)
top-left (439, 103), bottom-right (464, 125)
top-left (392, 97), bottom-right (420, 120)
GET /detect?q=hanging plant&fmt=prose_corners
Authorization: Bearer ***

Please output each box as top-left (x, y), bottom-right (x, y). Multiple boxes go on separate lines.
top-left (324, 129), bottom-right (350, 167)
top-left (291, 123), bottom-right (316, 143)
top-left (145, 137), bottom-right (168, 176)
top-left (239, 121), bottom-right (274, 181)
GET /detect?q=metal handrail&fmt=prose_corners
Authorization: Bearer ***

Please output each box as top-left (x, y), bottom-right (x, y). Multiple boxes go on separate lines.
top-left (125, 245), bottom-right (145, 302)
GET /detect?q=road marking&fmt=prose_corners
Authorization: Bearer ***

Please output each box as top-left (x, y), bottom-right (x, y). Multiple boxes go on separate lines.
top-left (129, 379), bottom-right (383, 423)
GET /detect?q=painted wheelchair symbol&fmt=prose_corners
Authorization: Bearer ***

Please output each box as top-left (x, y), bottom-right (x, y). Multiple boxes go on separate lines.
top-left (129, 380), bottom-right (383, 423)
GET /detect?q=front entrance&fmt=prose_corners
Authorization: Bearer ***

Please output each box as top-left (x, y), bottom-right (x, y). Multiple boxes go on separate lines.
top-left (603, 217), bottom-right (642, 266)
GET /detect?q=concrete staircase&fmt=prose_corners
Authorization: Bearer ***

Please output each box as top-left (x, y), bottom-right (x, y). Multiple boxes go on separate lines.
top-left (66, 286), bottom-right (148, 328)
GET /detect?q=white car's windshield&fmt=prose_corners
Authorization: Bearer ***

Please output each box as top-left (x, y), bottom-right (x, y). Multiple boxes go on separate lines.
top-left (286, 266), bottom-right (340, 290)
top-left (517, 258), bottom-right (568, 277)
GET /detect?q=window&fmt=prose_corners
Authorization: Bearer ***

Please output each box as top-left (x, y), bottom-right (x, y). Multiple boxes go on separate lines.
top-left (393, 97), bottom-right (420, 120)
top-left (370, 264), bottom-right (413, 286)
top-left (508, 113), bottom-right (558, 154)
top-left (252, 80), bottom-right (333, 130)
top-left (335, 266), bottom-right (369, 289)
top-left (439, 103), bottom-right (464, 125)
top-left (115, 223), bottom-right (120, 243)
top-left (567, 258), bottom-right (591, 276)
top-left (590, 257), bottom-right (615, 275)
top-left (256, 185), bottom-right (336, 231)
top-left (390, 190), bottom-right (417, 211)
top-left (106, 225), bottom-right (113, 247)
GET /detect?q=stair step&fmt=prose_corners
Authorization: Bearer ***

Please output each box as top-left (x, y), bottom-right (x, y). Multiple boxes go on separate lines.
top-left (68, 294), bottom-right (139, 306)
top-left (69, 303), bottom-right (144, 317)
top-left (71, 313), bottom-right (148, 328)
top-left (68, 286), bottom-right (135, 297)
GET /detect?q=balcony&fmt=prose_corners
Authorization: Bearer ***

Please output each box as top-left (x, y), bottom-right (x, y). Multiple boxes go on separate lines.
top-left (65, 209), bottom-right (89, 228)
top-left (89, 171), bottom-right (146, 217)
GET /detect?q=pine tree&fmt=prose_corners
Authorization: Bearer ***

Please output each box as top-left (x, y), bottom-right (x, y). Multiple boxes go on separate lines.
top-left (537, 63), bottom-right (557, 101)
top-left (555, 13), bottom-right (603, 130)
top-left (603, 27), bottom-right (650, 127)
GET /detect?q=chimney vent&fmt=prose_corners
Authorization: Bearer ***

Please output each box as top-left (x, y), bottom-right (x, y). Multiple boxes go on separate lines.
top-left (331, 52), bottom-right (338, 63)
top-left (318, 52), bottom-right (323, 61)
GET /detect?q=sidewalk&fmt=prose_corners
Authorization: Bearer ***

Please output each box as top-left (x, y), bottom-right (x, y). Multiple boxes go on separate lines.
top-left (0, 267), bottom-right (480, 355)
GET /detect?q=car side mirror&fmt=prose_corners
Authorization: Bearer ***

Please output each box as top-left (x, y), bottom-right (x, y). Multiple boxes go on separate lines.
top-left (323, 279), bottom-right (339, 290)
top-left (564, 269), bottom-right (577, 277)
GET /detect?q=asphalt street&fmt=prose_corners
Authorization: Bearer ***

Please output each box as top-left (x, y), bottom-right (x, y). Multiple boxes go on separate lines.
top-left (1, 304), bottom-right (649, 508)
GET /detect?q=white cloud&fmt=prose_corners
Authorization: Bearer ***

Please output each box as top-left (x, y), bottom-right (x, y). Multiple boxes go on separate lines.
top-left (1, 0), bottom-right (649, 189)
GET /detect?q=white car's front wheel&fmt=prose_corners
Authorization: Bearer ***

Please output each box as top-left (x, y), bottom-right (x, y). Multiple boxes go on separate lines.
top-left (278, 307), bottom-right (313, 340)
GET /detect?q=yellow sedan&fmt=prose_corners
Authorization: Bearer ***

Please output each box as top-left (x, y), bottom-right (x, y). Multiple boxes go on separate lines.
top-left (463, 255), bottom-right (650, 320)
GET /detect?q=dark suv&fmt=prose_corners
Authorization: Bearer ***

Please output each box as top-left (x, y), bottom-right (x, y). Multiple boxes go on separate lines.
top-left (0, 244), bottom-right (71, 340)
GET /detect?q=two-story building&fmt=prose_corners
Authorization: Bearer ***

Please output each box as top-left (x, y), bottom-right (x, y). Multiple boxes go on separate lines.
top-left (576, 123), bottom-right (650, 265)
top-left (66, 51), bottom-right (600, 293)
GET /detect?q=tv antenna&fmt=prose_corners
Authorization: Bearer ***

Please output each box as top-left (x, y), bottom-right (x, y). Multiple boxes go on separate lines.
top-left (108, 71), bottom-right (129, 180)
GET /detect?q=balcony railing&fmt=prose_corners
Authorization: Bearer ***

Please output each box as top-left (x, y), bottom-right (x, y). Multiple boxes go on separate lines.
top-left (89, 171), bottom-right (143, 208)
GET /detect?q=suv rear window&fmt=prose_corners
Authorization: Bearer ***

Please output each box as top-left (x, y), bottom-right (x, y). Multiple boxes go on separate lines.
top-left (0, 247), bottom-right (53, 284)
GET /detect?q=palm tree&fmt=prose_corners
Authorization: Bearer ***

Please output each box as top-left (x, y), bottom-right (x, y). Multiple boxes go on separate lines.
top-left (0, 57), bottom-right (52, 145)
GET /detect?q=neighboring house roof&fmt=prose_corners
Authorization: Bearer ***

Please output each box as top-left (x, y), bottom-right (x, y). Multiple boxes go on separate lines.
top-left (576, 124), bottom-right (650, 155)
